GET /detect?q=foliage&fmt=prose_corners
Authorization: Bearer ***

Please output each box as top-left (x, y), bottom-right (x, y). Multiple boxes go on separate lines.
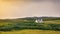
top-left (0, 17), bottom-right (60, 31)
top-left (0, 22), bottom-right (60, 31)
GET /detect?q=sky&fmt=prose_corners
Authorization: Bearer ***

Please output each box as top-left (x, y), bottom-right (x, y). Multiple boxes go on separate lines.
top-left (0, 0), bottom-right (60, 19)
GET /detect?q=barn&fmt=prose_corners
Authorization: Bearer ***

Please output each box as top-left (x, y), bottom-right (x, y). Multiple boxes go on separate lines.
top-left (35, 18), bottom-right (43, 23)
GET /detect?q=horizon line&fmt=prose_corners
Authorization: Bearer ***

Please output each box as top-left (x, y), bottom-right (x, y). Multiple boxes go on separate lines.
top-left (0, 16), bottom-right (60, 19)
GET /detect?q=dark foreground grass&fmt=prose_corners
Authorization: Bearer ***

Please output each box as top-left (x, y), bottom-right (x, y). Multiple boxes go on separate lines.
top-left (0, 22), bottom-right (60, 31)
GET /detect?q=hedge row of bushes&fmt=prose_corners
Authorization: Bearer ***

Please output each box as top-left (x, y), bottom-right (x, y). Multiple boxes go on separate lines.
top-left (0, 22), bottom-right (60, 31)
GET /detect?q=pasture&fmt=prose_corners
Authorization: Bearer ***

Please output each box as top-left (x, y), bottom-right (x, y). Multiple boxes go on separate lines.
top-left (1, 30), bottom-right (60, 34)
top-left (0, 17), bottom-right (60, 34)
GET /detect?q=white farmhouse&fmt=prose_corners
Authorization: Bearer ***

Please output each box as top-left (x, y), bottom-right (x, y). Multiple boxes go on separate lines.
top-left (35, 19), bottom-right (43, 23)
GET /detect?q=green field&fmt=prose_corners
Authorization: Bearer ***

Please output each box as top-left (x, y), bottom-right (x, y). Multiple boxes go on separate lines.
top-left (0, 20), bottom-right (60, 31)
top-left (44, 20), bottom-right (60, 24)
top-left (0, 20), bottom-right (60, 25)
top-left (0, 17), bottom-right (60, 34)
top-left (1, 30), bottom-right (60, 34)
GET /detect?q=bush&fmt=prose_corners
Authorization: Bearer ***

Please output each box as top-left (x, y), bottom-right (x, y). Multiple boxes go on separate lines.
top-left (0, 22), bottom-right (60, 31)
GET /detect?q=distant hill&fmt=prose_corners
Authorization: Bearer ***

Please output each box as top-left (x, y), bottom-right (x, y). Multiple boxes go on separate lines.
top-left (0, 17), bottom-right (60, 22)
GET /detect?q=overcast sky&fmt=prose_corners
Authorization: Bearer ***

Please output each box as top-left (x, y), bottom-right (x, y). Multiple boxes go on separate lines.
top-left (0, 0), bottom-right (60, 19)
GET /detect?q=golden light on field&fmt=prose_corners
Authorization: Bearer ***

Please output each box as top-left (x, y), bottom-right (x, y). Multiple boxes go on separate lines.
top-left (0, 0), bottom-right (60, 19)
top-left (1, 30), bottom-right (60, 34)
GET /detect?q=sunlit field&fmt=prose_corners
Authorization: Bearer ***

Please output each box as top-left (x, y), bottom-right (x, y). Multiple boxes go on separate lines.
top-left (44, 20), bottom-right (60, 24)
top-left (1, 30), bottom-right (60, 34)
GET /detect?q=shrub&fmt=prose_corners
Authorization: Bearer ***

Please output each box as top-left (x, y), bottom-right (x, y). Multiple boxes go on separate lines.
top-left (0, 22), bottom-right (60, 31)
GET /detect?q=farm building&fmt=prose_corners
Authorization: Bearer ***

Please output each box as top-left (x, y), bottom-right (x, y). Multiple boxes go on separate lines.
top-left (35, 18), bottom-right (43, 23)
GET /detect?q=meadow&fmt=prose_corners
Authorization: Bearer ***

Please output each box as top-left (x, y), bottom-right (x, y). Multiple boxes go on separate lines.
top-left (0, 17), bottom-right (60, 34)
top-left (1, 30), bottom-right (60, 34)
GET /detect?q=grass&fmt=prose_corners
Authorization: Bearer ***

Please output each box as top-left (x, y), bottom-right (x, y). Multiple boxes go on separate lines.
top-left (44, 20), bottom-right (60, 24)
top-left (0, 20), bottom-right (60, 34)
top-left (1, 29), bottom-right (60, 34)
top-left (0, 20), bottom-right (60, 31)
